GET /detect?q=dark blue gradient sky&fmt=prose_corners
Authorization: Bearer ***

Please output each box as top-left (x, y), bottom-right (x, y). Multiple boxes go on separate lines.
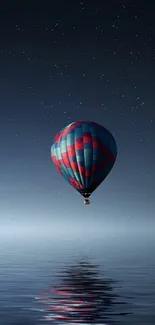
top-left (0, 1), bottom-right (155, 236)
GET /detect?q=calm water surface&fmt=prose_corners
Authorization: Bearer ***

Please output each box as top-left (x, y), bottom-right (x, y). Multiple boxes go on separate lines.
top-left (0, 234), bottom-right (155, 324)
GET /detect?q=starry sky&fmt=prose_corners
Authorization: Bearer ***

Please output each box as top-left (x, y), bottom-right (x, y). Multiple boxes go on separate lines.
top-left (0, 1), bottom-right (155, 238)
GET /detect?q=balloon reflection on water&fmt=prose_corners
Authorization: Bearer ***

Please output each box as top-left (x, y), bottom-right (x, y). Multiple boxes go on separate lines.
top-left (36, 260), bottom-right (129, 324)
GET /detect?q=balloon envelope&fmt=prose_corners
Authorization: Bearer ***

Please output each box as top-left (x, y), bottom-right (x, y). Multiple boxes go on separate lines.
top-left (51, 121), bottom-right (117, 198)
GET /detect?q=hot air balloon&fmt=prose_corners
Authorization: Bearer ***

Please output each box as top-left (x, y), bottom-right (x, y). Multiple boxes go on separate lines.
top-left (51, 121), bottom-right (117, 204)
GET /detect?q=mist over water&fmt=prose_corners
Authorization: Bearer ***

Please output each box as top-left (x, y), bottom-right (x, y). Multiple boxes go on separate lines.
top-left (0, 229), bottom-right (155, 324)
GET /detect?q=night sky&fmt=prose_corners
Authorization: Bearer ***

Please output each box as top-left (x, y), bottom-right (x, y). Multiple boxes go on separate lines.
top-left (0, 1), bottom-right (155, 237)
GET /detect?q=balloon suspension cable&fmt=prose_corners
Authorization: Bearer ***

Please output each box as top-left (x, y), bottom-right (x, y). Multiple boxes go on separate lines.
top-left (83, 193), bottom-right (91, 205)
